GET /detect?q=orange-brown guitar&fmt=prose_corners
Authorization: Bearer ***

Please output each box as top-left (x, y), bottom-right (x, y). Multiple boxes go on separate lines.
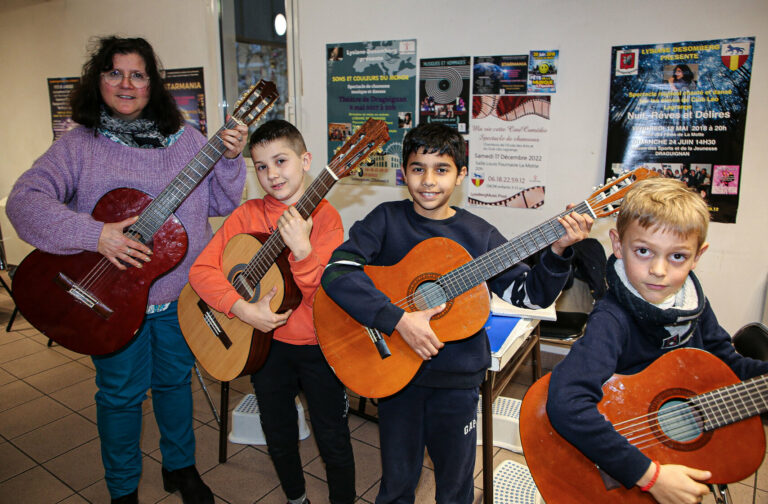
top-left (179, 119), bottom-right (390, 381)
top-left (520, 348), bottom-right (768, 504)
top-left (314, 168), bottom-right (657, 398)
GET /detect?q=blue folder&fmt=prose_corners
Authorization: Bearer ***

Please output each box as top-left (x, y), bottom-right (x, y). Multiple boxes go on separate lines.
top-left (485, 314), bottom-right (523, 353)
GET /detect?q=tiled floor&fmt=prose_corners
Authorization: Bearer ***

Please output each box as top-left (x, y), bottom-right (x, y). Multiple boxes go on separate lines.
top-left (1, 271), bottom-right (768, 503)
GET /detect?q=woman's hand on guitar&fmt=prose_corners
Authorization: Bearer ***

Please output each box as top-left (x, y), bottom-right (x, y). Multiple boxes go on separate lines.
top-left (278, 207), bottom-right (313, 261)
top-left (644, 464), bottom-right (711, 504)
top-left (221, 118), bottom-right (249, 159)
top-left (394, 305), bottom-right (446, 360)
top-left (231, 287), bottom-right (292, 332)
top-left (98, 216), bottom-right (153, 270)
top-left (551, 204), bottom-right (593, 256)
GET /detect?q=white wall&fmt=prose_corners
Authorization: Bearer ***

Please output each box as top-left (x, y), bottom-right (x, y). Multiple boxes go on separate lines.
top-left (291, 0), bottom-right (768, 333)
top-left (1, 0), bottom-right (766, 333)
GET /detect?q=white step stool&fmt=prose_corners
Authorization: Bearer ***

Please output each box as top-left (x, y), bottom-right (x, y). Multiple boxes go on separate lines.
top-left (493, 460), bottom-right (544, 504)
top-left (229, 393), bottom-right (310, 445)
top-left (477, 396), bottom-right (522, 453)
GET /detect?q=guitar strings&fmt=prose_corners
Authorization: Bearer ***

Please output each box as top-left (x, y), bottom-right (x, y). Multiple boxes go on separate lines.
top-left (384, 194), bottom-right (605, 312)
top-left (606, 375), bottom-right (768, 452)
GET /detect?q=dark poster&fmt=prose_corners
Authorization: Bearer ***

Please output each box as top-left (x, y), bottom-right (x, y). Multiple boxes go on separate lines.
top-left (605, 37), bottom-right (755, 223)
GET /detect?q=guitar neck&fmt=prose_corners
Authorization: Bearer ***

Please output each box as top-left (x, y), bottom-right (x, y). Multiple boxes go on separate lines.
top-left (240, 167), bottom-right (340, 288)
top-left (694, 374), bottom-right (768, 431)
top-left (438, 200), bottom-right (595, 300)
top-left (130, 118), bottom-right (239, 242)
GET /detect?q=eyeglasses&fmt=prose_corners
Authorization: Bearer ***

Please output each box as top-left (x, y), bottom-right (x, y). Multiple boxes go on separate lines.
top-left (101, 69), bottom-right (150, 89)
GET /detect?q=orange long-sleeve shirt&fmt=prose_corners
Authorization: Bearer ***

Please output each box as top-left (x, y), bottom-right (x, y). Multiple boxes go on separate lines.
top-left (189, 194), bottom-right (343, 345)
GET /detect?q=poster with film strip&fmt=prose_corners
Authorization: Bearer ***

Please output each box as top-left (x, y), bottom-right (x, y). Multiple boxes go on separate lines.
top-left (467, 52), bottom-right (557, 209)
top-left (419, 57), bottom-right (470, 133)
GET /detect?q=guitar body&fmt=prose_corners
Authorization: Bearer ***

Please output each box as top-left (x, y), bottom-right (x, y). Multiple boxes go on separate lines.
top-left (179, 233), bottom-right (301, 381)
top-left (520, 348), bottom-right (766, 504)
top-left (11, 188), bottom-right (188, 355)
top-left (314, 237), bottom-right (490, 399)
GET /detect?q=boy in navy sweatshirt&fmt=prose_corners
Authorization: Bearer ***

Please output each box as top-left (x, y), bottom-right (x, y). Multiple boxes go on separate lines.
top-left (547, 177), bottom-right (768, 504)
top-left (321, 123), bottom-right (592, 503)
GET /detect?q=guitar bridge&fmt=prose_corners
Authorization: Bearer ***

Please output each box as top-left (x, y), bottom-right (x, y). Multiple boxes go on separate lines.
top-left (197, 299), bottom-right (232, 349)
top-left (54, 272), bottom-right (114, 319)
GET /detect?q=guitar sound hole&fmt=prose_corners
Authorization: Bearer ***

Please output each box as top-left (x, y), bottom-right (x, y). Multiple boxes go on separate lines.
top-left (229, 268), bottom-right (259, 302)
top-left (413, 282), bottom-right (447, 311)
top-left (657, 399), bottom-right (702, 442)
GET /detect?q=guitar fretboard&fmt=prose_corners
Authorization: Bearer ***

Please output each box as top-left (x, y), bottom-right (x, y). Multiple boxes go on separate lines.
top-left (437, 200), bottom-right (595, 300)
top-left (694, 374), bottom-right (768, 431)
top-left (128, 119), bottom-right (237, 243)
top-left (236, 167), bottom-right (339, 295)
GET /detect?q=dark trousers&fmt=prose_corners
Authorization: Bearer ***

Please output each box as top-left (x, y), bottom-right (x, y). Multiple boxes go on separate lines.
top-left (376, 385), bottom-right (479, 504)
top-left (251, 340), bottom-right (355, 504)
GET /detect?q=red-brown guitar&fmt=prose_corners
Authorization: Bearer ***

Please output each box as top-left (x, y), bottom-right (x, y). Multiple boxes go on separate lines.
top-left (520, 348), bottom-right (768, 503)
top-left (313, 168), bottom-right (657, 399)
top-left (178, 118), bottom-right (390, 381)
top-left (11, 81), bottom-right (278, 355)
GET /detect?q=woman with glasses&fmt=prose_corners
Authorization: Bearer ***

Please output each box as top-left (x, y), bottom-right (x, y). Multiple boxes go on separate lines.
top-left (6, 36), bottom-right (248, 504)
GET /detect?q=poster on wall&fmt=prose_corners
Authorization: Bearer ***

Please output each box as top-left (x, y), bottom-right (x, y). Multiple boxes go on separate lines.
top-left (467, 51), bottom-right (558, 209)
top-left (47, 77), bottom-right (80, 141)
top-left (473, 55), bottom-right (529, 95)
top-left (164, 67), bottom-right (207, 135)
top-left (528, 50), bottom-right (559, 94)
top-left (326, 39), bottom-right (417, 186)
top-left (419, 57), bottom-right (470, 133)
top-left (605, 37), bottom-right (755, 223)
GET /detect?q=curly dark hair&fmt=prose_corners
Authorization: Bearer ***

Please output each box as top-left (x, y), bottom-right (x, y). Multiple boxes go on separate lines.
top-left (673, 64), bottom-right (695, 84)
top-left (70, 36), bottom-right (182, 135)
top-left (402, 122), bottom-right (466, 169)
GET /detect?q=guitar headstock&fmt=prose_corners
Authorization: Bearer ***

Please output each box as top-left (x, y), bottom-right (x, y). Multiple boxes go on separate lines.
top-left (328, 118), bottom-right (390, 179)
top-left (232, 80), bottom-right (279, 126)
top-left (588, 167), bottom-right (659, 218)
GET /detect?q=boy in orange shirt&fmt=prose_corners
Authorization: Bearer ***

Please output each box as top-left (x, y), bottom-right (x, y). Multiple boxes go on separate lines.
top-left (189, 120), bottom-right (354, 504)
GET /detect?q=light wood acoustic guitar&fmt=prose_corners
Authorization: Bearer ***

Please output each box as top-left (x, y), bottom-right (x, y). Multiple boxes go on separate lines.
top-left (11, 81), bottom-right (278, 355)
top-left (313, 168), bottom-right (657, 399)
top-left (520, 348), bottom-right (768, 503)
top-left (178, 118), bottom-right (390, 381)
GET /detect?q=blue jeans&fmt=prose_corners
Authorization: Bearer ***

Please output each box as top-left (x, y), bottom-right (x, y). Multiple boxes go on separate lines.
top-left (92, 302), bottom-right (195, 498)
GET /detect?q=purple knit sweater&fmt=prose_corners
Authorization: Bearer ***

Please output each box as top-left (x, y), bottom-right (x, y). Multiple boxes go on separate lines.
top-left (6, 125), bottom-right (246, 305)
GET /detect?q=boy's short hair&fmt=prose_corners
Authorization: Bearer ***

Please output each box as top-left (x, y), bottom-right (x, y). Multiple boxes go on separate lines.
top-left (248, 119), bottom-right (307, 155)
top-left (402, 123), bottom-right (466, 169)
top-left (617, 177), bottom-right (709, 248)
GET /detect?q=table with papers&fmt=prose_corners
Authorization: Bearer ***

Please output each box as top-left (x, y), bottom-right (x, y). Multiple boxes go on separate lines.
top-left (480, 302), bottom-right (546, 504)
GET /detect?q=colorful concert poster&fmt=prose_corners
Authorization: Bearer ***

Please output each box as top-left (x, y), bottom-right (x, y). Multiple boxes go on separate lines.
top-left (528, 50), bottom-right (559, 94)
top-left (164, 67), bottom-right (207, 135)
top-left (419, 57), bottom-right (470, 134)
top-left (326, 39), bottom-right (417, 186)
top-left (47, 77), bottom-right (80, 141)
top-left (467, 95), bottom-right (552, 208)
top-left (472, 55), bottom-right (529, 95)
top-left (605, 37), bottom-right (755, 223)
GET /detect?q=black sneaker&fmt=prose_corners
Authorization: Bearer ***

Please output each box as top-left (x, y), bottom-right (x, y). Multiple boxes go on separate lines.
top-left (111, 489), bottom-right (138, 504)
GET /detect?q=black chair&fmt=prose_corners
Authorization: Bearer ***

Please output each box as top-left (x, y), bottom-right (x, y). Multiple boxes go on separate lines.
top-left (539, 238), bottom-right (607, 342)
top-left (0, 223), bottom-right (19, 332)
top-left (733, 322), bottom-right (768, 361)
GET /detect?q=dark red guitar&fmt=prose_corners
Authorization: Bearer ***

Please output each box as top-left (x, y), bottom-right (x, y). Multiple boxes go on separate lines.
top-left (520, 348), bottom-right (768, 504)
top-left (11, 81), bottom-right (278, 355)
